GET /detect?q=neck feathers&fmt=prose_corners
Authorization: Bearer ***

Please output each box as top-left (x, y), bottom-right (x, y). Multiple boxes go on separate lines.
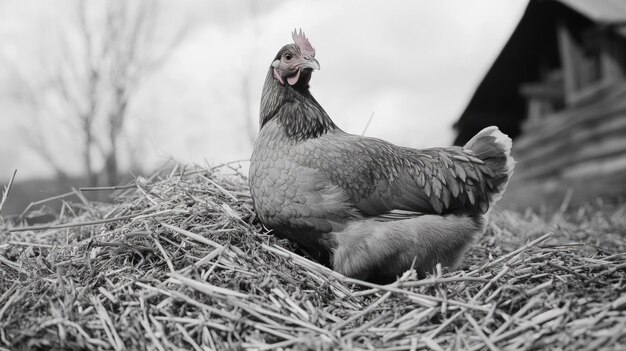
top-left (260, 69), bottom-right (338, 141)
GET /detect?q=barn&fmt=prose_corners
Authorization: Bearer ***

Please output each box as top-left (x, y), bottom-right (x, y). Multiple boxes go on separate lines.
top-left (453, 0), bottom-right (626, 207)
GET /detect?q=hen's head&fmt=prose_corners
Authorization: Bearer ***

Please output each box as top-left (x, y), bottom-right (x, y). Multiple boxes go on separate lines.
top-left (271, 29), bottom-right (320, 88)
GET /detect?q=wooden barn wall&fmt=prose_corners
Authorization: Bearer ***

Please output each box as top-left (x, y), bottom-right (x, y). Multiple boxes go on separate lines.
top-left (512, 84), bottom-right (626, 181)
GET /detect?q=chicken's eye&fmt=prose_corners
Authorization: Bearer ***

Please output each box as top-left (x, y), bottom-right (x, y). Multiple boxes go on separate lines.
top-left (283, 53), bottom-right (293, 62)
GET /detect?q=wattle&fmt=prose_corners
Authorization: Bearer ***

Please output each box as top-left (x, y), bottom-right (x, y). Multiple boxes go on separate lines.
top-left (287, 69), bottom-right (301, 86)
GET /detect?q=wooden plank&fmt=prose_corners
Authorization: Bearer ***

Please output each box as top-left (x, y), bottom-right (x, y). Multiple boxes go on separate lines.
top-left (515, 135), bottom-right (626, 180)
top-left (515, 110), bottom-right (626, 164)
top-left (514, 83), bottom-right (626, 150)
top-left (563, 153), bottom-right (626, 178)
top-left (557, 21), bottom-right (578, 105)
top-left (501, 170), bottom-right (626, 210)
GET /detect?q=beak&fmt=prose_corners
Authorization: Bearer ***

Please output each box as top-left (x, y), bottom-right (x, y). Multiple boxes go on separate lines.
top-left (297, 57), bottom-right (320, 71)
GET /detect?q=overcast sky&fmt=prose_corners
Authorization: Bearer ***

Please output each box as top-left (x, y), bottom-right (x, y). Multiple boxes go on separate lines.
top-left (0, 0), bottom-right (529, 181)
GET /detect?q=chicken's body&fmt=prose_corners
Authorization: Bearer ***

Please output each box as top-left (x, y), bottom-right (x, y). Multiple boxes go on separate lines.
top-left (250, 31), bottom-right (515, 282)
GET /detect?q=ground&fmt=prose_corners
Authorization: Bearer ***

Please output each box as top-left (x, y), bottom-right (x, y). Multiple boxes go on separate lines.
top-left (0, 163), bottom-right (625, 350)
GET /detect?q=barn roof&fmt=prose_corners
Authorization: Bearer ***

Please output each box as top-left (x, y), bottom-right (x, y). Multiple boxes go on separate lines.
top-left (453, 0), bottom-right (626, 145)
top-left (558, 0), bottom-right (626, 24)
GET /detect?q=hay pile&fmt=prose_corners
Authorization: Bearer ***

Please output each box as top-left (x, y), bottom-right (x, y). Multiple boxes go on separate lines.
top-left (1, 164), bottom-right (625, 350)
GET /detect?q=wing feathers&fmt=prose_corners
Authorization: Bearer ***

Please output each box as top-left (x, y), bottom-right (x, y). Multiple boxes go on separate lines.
top-left (447, 175), bottom-right (460, 198)
top-left (299, 131), bottom-right (512, 217)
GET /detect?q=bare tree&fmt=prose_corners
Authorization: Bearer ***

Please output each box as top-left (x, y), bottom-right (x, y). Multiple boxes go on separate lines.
top-left (241, 74), bottom-right (258, 145)
top-left (241, 0), bottom-right (263, 147)
top-left (7, 0), bottom-right (188, 186)
top-left (8, 72), bottom-right (71, 183)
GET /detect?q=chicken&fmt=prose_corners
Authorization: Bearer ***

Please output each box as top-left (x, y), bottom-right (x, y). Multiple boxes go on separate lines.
top-left (250, 30), bottom-right (515, 283)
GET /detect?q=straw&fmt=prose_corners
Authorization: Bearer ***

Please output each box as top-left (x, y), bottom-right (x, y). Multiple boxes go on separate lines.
top-left (1, 163), bottom-right (625, 350)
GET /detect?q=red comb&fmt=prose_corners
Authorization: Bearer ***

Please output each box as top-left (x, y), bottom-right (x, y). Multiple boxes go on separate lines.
top-left (292, 29), bottom-right (315, 57)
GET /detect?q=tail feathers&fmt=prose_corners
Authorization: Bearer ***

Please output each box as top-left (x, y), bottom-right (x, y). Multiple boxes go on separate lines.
top-left (464, 126), bottom-right (515, 207)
